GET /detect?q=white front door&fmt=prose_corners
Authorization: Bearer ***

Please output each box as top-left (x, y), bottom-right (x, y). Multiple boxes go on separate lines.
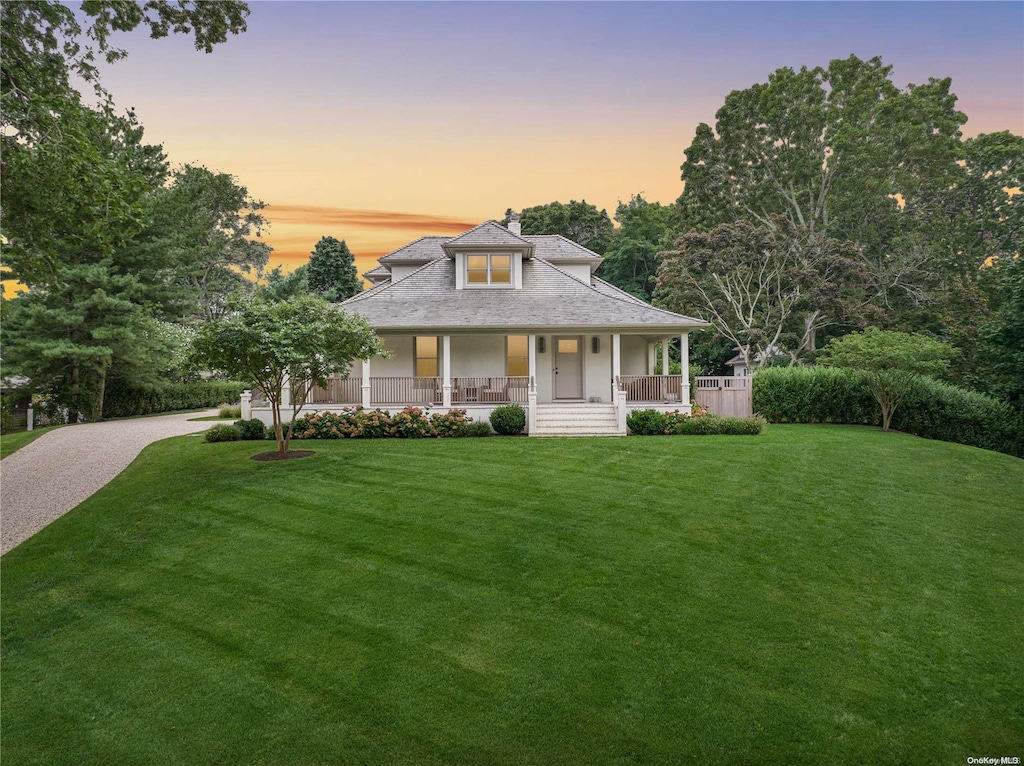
top-left (553, 336), bottom-right (583, 399)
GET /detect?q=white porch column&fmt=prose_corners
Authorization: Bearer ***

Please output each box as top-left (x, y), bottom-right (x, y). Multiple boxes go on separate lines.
top-left (240, 390), bottom-right (252, 420)
top-left (442, 335), bottom-right (452, 408)
top-left (647, 343), bottom-right (656, 375)
top-left (611, 333), bottom-right (621, 401)
top-left (680, 332), bottom-right (691, 405)
top-left (281, 372), bottom-right (291, 407)
top-left (361, 359), bottom-right (371, 408)
top-left (527, 335), bottom-right (538, 434)
top-left (661, 339), bottom-right (670, 376)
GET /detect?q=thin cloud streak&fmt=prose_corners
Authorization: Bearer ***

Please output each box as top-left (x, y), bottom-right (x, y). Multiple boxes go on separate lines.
top-left (266, 205), bottom-right (476, 233)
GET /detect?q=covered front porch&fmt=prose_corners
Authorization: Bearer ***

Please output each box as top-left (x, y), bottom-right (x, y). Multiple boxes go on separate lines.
top-left (246, 331), bottom-right (697, 435)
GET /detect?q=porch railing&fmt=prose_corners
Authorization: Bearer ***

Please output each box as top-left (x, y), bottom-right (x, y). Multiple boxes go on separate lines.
top-left (618, 374), bottom-right (686, 403)
top-left (371, 376), bottom-right (442, 405)
top-left (302, 374), bottom-right (531, 406)
top-left (452, 376), bottom-right (530, 404)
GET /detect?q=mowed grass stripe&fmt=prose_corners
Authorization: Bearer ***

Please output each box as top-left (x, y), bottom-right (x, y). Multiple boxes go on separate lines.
top-left (2, 426), bottom-right (1022, 765)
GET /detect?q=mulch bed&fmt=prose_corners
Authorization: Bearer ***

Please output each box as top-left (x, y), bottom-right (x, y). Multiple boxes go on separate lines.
top-left (250, 450), bottom-right (315, 462)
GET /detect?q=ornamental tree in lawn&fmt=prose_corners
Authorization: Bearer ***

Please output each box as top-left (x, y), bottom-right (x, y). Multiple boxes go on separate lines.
top-left (192, 296), bottom-right (385, 454)
top-left (819, 327), bottom-right (955, 431)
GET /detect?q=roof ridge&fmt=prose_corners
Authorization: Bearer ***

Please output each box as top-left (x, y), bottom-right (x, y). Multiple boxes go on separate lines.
top-left (444, 220), bottom-right (532, 246)
top-left (535, 259), bottom-right (707, 324)
top-left (378, 235), bottom-right (452, 262)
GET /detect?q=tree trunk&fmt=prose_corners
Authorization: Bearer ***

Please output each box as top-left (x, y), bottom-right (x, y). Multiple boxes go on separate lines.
top-left (92, 363), bottom-right (107, 422)
top-left (67, 361), bottom-right (81, 425)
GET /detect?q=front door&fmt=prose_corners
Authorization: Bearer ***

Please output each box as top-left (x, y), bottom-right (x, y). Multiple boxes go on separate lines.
top-left (553, 336), bottom-right (583, 399)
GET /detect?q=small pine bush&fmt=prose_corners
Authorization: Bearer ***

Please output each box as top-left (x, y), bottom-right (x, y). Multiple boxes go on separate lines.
top-left (489, 404), bottom-right (526, 436)
top-left (204, 424), bottom-right (241, 443)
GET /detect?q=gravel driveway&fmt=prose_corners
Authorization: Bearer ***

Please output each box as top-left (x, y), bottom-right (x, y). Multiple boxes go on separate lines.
top-left (1, 410), bottom-right (218, 555)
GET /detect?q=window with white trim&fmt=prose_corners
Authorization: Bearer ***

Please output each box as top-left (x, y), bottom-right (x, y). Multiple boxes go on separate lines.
top-left (466, 253), bottom-right (512, 285)
top-left (415, 336), bottom-right (438, 377)
top-left (506, 336), bottom-right (529, 376)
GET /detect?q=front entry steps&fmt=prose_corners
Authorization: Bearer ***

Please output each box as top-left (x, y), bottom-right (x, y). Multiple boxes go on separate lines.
top-left (532, 403), bottom-right (622, 437)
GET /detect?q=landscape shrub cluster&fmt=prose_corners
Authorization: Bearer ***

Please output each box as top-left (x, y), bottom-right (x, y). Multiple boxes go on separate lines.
top-left (289, 407), bottom-right (485, 439)
top-left (489, 404), bottom-right (526, 436)
top-left (103, 381), bottom-right (247, 419)
top-left (203, 418), bottom-right (272, 443)
top-left (627, 408), bottom-right (765, 436)
top-left (754, 367), bottom-right (1024, 458)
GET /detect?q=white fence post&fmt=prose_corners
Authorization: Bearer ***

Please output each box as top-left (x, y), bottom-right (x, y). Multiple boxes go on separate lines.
top-left (527, 377), bottom-right (537, 435)
top-left (26, 406), bottom-right (34, 431)
top-left (240, 390), bottom-right (252, 420)
top-left (361, 359), bottom-right (372, 408)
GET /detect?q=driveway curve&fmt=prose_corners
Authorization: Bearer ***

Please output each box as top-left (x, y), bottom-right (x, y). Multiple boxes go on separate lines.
top-left (1, 410), bottom-right (219, 554)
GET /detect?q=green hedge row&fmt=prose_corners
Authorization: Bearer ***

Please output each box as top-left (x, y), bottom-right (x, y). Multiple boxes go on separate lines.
top-left (103, 381), bottom-right (247, 419)
top-left (753, 367), bottom-right (1024, 458)
top-left (626, 408), bottom-right (765, 436)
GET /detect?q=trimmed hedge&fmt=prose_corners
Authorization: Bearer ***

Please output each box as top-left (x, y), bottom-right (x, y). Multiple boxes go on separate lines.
top-left (204, 424), bottom-right (241, 443)
top-left (753, 367), bottom-right (1024, 458)
top-left (490, 404), bottom-right (526, 436)
top-left (102, 381), bottom-right (247, 419)
top-left (626, 408), bottom-right (765, 436)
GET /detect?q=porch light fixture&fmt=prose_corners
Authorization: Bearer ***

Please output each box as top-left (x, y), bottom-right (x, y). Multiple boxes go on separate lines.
top-left (591, 337), bottom-right (600, 354)
top-left (538, 337), bottom-right (546, 353)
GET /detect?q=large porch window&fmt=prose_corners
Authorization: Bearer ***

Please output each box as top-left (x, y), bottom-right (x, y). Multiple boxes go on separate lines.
top-left (466, 254), bottom-right (512, 285)
top-left (506, 335), bottom-right (529, 376)
top-left (415, 336), bottom-right (438, 376)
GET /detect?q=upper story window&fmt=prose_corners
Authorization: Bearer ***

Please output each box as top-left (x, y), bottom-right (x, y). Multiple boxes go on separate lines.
top-left (466, 253), bottom-right (512, 285)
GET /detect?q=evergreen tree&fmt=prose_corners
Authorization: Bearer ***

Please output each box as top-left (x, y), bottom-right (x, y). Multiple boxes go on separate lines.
top-left (307, 237), bottom-right (361, 302)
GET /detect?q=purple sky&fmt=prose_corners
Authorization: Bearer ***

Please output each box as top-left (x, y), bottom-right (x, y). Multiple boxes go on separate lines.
top-left (91, 1), bottom-right (1024, 272)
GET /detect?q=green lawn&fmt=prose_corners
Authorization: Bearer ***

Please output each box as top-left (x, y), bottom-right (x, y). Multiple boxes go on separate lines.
top-left (0, 424), bottom-right (63, 459)
top-left (2, 426), bottom-right (1021, 765)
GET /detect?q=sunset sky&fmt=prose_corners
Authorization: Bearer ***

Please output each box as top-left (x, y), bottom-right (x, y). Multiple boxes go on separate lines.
top-left (91, 1), bottom-right (1024, 279)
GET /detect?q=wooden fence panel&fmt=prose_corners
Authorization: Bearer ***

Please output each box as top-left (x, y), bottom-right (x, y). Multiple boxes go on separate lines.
top-left (694, 376), bottom-right (753, 417)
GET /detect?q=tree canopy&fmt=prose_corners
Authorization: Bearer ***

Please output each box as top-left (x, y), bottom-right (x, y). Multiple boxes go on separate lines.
top-left (191, 296), bottom-right (385, 454)
top-left (819, 327), bottom-right (955, 430)
top-left (307, 237), bottom-right (361, 302)
top-left (504, 201), bottom-right (615, 254)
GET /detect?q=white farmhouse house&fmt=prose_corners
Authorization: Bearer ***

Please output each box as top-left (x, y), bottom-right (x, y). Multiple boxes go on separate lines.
top-left (246, 215), bottom-right (709, 435)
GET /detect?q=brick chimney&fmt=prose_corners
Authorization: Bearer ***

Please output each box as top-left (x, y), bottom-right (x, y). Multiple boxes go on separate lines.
top-left (507, 210), bottom-right (521, 236)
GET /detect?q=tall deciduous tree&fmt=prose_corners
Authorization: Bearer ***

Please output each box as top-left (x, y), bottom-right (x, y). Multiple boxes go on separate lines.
top-left (144, 164), bottom-right (272, 321)
top-left (655, 219), bottom-right (872, 370)
top-left (598, 195), bottom-right (679, 299)
top-left (307, 237), bottom-right (361, 302)
top-left (678, 55), bottom-right (966, 314)
top-left (192, 296), bottom-right (385, 454)
top-left (261, 264), bottom-right (310, 302)
top-left (819, 327), bottom-right (954, 431)
top-left (1, 1), bottom-right (249, 278)
top-left (503, 201), bottom-right (615, 254)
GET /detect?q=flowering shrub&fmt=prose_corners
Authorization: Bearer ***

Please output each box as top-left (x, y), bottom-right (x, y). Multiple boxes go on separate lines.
top-left (290, 407), bottom-right (475, 439)
top-left (390, 406), bottom-right (435, 438)
top-left (431, 408), bottom-right (471, 437)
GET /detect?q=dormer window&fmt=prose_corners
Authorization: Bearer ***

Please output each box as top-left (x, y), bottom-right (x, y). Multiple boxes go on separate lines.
top-left (466, 253), bottom-right (512, 285)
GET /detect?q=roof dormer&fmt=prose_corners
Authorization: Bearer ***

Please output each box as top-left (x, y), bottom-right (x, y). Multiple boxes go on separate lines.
top-left (444, 220), bottom-right (532, 290)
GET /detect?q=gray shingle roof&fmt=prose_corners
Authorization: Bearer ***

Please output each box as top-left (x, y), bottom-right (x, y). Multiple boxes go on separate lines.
top-left (525, 235), bottom-right (603, 261)
top-left (363, 264), bottom-right (390, 279)
top-left (341, 257), bottom-right (708, 332)
top-left (443, 220), bottom-right (533, 248)
top-left (378, 236), bottom-right (451, 263)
